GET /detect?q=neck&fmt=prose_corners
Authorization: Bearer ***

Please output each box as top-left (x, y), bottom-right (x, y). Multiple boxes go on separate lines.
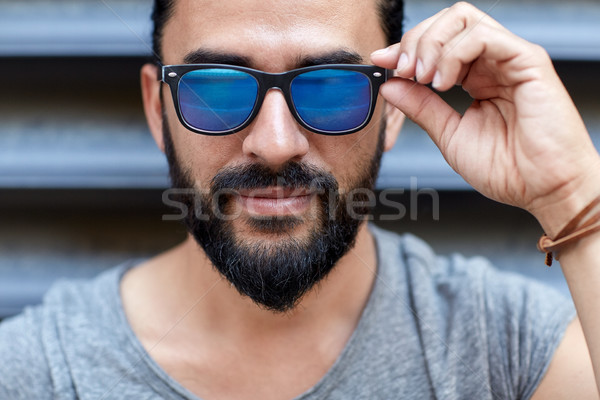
top-left (121, 222), bottom-right (378, 358)
top-left (154, 223), bottom-right (377, 339)
top-left (120, 223), bottom-right (379, 398)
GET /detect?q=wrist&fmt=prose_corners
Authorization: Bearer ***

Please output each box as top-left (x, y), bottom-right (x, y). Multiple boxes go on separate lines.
top-left (532, 171), bottom-right (600, 238)
top-left (536, 191), bottom-right (600, 265)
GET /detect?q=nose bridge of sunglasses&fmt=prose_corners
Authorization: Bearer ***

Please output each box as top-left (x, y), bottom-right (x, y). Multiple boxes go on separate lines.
top-left (254, 72), bottom-right (297, 116)
top-left (258, 71), bottom-right (290, 92)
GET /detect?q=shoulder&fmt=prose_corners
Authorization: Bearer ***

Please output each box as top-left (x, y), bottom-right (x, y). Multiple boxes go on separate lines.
top-left (0, 264), bottom-right (132, 398)
top-left (0, 306), bottom-right (53, 399)
top-left (371, 225), bottom-right (575, 398)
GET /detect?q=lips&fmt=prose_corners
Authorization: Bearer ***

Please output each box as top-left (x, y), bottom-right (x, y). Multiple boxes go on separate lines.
top-left (236, 187), bottom-right (314, 216)
top-left (237, 187), bottom-right (312, 198)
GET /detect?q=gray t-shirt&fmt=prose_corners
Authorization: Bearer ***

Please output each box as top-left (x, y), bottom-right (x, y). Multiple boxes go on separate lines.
top-left (0, 226), bottom-right (575, 399)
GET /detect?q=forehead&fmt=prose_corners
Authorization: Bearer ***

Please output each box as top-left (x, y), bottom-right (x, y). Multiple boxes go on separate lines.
top-left (161, 0), bottom-right (386, 69)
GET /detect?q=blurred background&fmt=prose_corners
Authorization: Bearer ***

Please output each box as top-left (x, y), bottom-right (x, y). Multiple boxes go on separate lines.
top-left (0, 0), bottom-right (599, 319)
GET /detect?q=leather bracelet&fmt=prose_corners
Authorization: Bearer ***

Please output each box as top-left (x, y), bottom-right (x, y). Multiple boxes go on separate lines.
top-left (538, 196), bottom-right (600, 266)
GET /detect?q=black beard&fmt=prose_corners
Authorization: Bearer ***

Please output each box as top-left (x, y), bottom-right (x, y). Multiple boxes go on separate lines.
top-left (163, 117), bottom-right (384, 312)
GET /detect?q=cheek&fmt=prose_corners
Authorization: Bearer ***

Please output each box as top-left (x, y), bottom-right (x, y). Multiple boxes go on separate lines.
top-left (169, 123), bottom-right (243, 185)
top-left (312, 128), bottom-right (382, 188)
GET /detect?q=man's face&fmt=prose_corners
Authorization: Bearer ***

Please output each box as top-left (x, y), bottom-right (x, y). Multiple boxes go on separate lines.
top-left (154, 0), bottom-right (396, 311)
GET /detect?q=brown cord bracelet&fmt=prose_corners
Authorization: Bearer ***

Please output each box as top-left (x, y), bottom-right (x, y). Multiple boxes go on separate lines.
top-left (537, 196), bottom-right (600, 266)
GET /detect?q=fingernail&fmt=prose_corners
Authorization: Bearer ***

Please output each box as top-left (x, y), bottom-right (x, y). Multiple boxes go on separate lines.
top-left (432, 71), bottom-right (442, 89)
top-left (416, 59), bottom-right (424, 79)
top-left (397, 53), bottom-right (409, 70)
top-left (371, 47), bottom-right (390, 56)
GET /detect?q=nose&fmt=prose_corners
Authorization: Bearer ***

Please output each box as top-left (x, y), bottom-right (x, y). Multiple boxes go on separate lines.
top-left (242, 89), bottom-right (309, 169)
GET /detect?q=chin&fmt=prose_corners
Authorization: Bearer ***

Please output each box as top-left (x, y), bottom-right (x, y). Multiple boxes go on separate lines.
top-left (233, 214), bottom-right (319, 244)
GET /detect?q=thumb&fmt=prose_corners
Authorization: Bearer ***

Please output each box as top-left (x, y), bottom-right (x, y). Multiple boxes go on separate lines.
top-left (380, 77), bottom-right (460, 149)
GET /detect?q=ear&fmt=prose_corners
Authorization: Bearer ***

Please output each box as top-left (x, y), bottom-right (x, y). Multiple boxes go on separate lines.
top-left (141, 63), bottom-right (165, 153)
top-left (383, 101), bottom-right (405, 152)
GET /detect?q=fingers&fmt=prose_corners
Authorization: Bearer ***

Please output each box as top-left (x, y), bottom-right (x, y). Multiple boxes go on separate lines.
top-left (405, 3), bottom-right (507, 89)
top-left (379, 77), bottom-right (461, 153)
top-left (370, 11), bottom-right (443, 72)
top-left (391, 11), bottom-right (445, 76)
top-left (370, 42), bottom-right (402, 70)
top-left (411, 4), bottom-right (481, 84)
top-left (371, 2), bottom-right (539, 92)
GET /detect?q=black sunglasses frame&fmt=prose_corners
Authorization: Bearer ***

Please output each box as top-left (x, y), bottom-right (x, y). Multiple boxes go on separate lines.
top-left (159, 63), bottom-right (391, 136)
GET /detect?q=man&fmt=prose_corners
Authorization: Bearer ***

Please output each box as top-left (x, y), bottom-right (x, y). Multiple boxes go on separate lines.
top-left (1, 0), bottom-right (600, 398)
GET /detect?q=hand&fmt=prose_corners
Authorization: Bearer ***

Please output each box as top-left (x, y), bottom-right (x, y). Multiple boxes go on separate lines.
top-left (371, 2), bottom-right (600, 237)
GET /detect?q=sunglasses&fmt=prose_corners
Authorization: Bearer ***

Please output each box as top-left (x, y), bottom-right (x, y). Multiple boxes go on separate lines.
top-left (159, 64), bottom-right (391, 136)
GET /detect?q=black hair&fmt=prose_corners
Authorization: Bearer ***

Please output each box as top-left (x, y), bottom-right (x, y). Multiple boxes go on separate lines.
top-left (151, 0), bottom-right (404, 63)
top-left (150, 0), bottom-right (175, 62)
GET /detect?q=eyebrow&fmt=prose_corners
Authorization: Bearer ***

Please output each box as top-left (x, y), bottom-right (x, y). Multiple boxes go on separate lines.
top-left (183, 49), bottom-right (253, 67)
top-left (182, 48), bottom-right (364, 69)
top-left (295, 50), bottom-right (364, 68)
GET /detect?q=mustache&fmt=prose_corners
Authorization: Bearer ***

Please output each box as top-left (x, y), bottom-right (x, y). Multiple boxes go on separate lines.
top-left (210, 162), bottom-right (338, 193)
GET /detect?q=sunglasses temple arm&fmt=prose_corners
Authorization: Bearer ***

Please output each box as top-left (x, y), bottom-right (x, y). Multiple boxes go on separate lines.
top-left (385, 69), bottom-right (396, 81)
top-left (156, 63), bottom-right (166, 82)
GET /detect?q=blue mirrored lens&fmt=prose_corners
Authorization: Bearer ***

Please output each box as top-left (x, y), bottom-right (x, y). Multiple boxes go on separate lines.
top-left (178, 69), bottom-right (258, 132)
top-left (291, 69), bottom-right (371, 132)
